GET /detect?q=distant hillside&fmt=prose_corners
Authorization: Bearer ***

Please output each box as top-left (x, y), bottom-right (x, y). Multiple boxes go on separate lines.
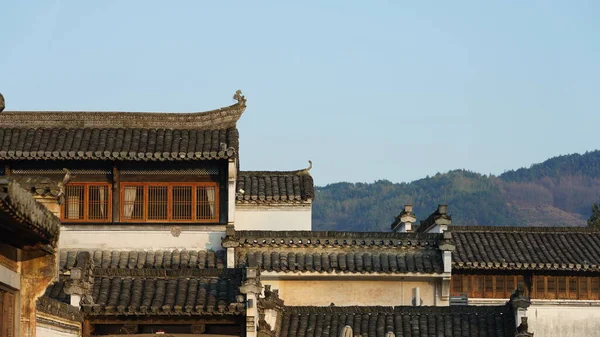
top-left (313, 151), bottom-right (600, 231)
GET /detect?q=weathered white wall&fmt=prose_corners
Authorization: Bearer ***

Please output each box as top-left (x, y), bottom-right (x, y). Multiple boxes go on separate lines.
top-left (36, 323), bottom-right (80, 337)
top-left (59, 225), bottom-right (225, 250)
top-left (262, 278), bottom-right (438, 306)
top-left (528, 301), bottom-right (600, 337)
top-left (235, 204), bottom-right (311, 231)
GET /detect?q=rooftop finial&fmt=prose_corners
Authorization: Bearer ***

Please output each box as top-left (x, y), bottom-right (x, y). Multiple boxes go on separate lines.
top-left (296, 160), bottom-right (313, 176)
top-left (0, 93), bottom-right (5, 112)
top-left (233, 90), bottom-right (246, 107)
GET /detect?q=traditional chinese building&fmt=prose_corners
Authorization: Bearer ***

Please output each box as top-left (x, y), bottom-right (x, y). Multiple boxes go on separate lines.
top-left (0, 92), bottom-right (533, 337)
top-left (0, 177), bottom-right (82, 337)
top-left (390, 202), bottom-right (600, 337)
top-left (0, 91), bottom-right (315, 337)
top-left (451, 226), bottom-right (600, 337)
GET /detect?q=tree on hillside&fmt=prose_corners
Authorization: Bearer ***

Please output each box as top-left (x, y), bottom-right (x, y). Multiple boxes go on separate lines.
top-left (588, 203), bottom-right (600, 227)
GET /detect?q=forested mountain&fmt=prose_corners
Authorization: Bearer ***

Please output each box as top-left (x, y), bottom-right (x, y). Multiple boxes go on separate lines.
top-left (313, 151), bottom-right (600, 231)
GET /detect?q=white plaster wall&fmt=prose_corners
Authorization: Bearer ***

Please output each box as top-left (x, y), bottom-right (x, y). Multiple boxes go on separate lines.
top-left (235, 204), bottom-right (311, 231)
top-left (262, 279), bottom-right (437, 306)
top-left (37, 324), bottom-right (80, 337)
top-left (59, 225), bottom-right (225, 250)
top-left (0, 264), bottom-right (20, 290)
top-left (528, 302), bottom-right (600, 337)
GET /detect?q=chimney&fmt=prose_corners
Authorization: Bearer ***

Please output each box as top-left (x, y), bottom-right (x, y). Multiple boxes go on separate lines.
top-left (435, 205), bottom-right (451, 232)
top-left (391, 205), bottom-right (416, 232)
top-left (417, 204), bottom-right (452, 233)
top-left (437, 204), bottom-right (447, 215)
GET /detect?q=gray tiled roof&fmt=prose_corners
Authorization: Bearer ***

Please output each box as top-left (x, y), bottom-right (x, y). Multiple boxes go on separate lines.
top-left (0, 93), bottom-right (245, 161)
top-left (278, 306), bottom-right (515, 337)
top-left (0, 177), bottom-right (60, 248)
top-left (237, 249), bottom-right (443, 274)
top-left (44, 278), bottom-right (69, 303)
top-left (234, 231), bottom-right (444, 248)
top-left (59, 249), bottom-right (227, 271)
top-left (236, 171), bottom-right (314, 204)
top-left (0, 128), bottom-right (239, 161)
top-left (51, 249), bottom-right (245, 316)
top-left (452, 226), bottom-right (600, 271)
top-left (230, 231), bottom-right (446, 274)
top-left (84, 269), bottom-right (244, 316)
top-left (36, 296), bottom-right (84, 322)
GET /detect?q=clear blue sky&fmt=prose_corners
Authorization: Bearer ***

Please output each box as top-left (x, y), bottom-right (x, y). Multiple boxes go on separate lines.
top-left (1, 1), bottom-right (599, 186)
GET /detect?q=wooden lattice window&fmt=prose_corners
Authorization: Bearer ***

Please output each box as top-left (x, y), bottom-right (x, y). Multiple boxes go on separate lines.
top-left (0, 288), bottom-right (15, 337)
top-left (533, 275), bottom-right (600, 300)
top-left (62, 183), bottom-right (112, 222)
top-left (451, 274), bottom-right (526, 299)
top-left (591, 277), bottom-right (600, 300)
top-left (120, 182), bottom-right (218, 222)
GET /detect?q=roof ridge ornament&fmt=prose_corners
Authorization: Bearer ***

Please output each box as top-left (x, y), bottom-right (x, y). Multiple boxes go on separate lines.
top-left (296, 160), bottom-right (312, 176)
top-left (56, 168), bottom-right (73, 205)
top-left (0, 93), bottom-right (5, 112)
top-left (233, 90), bottom-right (246, 107)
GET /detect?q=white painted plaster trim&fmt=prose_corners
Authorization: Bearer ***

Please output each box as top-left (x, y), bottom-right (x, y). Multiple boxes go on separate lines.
top-left (227, 248), bottom-right (235, 268)
top-left (531, 299), bottom-right (600, 306)
top-left (442, 251), bottom-right (452, 273)
top-left (0, 264), bottom-right (20, 290)
top-left (228, 159), bottom-right (236, 224)
top-left (259, 271), bottom-right (451, 280)
top-left (59, 230), bottom-right (226, 250)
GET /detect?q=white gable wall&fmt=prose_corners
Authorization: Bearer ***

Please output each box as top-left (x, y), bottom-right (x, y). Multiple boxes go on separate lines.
top-left (235, 203), bottom-right (312, 231)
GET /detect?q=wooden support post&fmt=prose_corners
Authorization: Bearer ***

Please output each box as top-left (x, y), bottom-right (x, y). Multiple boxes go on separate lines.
top-left (83, 319), bottom-right (92, 337)
top-left (112, 164), bottom-right (120, 222)
top-left (19, 251), bottom-right (58, 337)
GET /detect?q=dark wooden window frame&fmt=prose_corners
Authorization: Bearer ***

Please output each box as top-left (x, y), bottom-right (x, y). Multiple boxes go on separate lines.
top-left (533, 275), bottom-right (600, 300)
top-left (454, 274), bottom-right (600, 300)
top-left (61, 183), bottom-right (113, 222)
top-left (451, 274), bottom-right (526, 299)
top-left (120, 182), bottom-right (219, 223)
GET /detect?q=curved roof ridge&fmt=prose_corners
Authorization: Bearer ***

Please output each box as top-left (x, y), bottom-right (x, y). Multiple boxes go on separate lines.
top-left (239, 170), bottom-right (306, 175)
top-left (451, 225), bottom-right (596, 233)
top-left (0, 91), bottom-right (246, 130)
top-left (283, 305), bottom-right (509, 314)
top-left (239, 160), bottom-right (313, 177)
top-left (236, 230), bottom-right (443, 239)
